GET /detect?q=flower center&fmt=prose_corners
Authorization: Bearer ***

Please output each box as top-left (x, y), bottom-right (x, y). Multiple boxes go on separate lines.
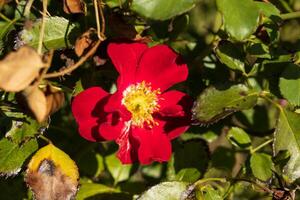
top-left (121, 81), bottom-right (160, 128)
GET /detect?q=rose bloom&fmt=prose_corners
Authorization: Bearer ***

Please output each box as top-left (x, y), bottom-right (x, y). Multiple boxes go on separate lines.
top-left (72, 41), bottom-right (192, 164)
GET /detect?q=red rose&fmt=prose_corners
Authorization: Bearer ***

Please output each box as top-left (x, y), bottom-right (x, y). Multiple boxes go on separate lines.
top-left (72, 41), bottom-right (192, 164)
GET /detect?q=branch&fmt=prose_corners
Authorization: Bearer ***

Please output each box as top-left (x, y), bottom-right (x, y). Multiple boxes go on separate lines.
top-left (44, 40), bottom-right (102, 78)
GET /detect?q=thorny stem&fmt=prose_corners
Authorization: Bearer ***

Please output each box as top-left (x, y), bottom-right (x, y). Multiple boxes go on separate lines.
top-left (44, 40), bottom-right (102, 78)
top-left (37, 0), bottom-right (47, 55)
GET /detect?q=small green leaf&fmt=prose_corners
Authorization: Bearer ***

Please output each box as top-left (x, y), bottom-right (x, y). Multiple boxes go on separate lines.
top-left (131, 0), bottom-right (199, 20)
top-left (0, 138), bottom-right (38, 176)
top-left (192, 84), bottom-right (259, 124)
top-left (203, 186), bottom-right (223, 200)
top-left (250, 153), bottom-right (273, 181)
top-left (76, 182), bottom-right (120, 200)
top-left (105, 154), bottom-right (132, 184)
top-left (105, 0), bottom-right (127, 8)
top-left (175, 168), bottom-right (201, 182)
top-left (215, 41), bottom-right (245, 72)
top-left (138, 181), bottom-right (188, 200)
top-left (0, 20), bottom-right (16, 40)
top-left (18, 16), bottom-right (75, 51)
top-left (217, 0), bottom-right (260, 41)
top-left (274, 108), bottom-right (300, 182)
top-left (279, 64), bottom-right (300, 106)
top-left (227, 127), bottom-right (251, 148)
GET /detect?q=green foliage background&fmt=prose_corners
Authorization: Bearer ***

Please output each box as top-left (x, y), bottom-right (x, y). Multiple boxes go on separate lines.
top-left (1, 0), bottom-right (300, 199)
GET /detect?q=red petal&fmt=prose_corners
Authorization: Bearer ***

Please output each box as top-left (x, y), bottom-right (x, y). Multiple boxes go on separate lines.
top-left (98, 112), bottom-right (124, 141)
top-left (136, 45), bottom-right (188, 91)
top-left (72, 87), bottom-right (109, 141)
top-left (155, 90), bottom-right (192, 139)
top-left (131, 127), bottom-right (172, 164)
top-left (107, 42), bottom-right (148, 89)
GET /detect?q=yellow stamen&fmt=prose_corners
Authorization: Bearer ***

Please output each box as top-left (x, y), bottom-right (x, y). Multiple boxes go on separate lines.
top-left (122, 81), bottom-right (160, 128)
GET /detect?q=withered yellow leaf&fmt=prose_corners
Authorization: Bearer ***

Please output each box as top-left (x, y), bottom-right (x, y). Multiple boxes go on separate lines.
top-left (26, 144), bottom-right (79, 200)
top-left (0, 46), bottom-right (43, 92)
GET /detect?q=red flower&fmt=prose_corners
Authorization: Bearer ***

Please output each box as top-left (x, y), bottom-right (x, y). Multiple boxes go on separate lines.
top-left (72, 41), bottom-right (192, 164)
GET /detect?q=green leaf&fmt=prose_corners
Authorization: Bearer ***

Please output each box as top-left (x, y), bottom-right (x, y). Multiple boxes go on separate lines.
top-left (216, 0), bottom-right (260, 41)
top-left (131, 0), bottom-right (199, 21)
top-left (5, 117), bottom-right (43, 144)
top-left (192, 84), bottom-right (259, 124)
top-left (215, 41), bottom-right (245, 72)
top-left (175, 168), bottom-right (201, 182)
top-left (105, 154), bottom-right (132, 184)
top-left (279, 64), bottom-right (300, 106)
top-left (0, 20), bottom-right (16, 40)
top-left (138, 181), bottom-right (188, 200)
top-left (77, 151), bottom-right (104, 178)
top-left (274, 108), bottom-right (300, 182)
top-left (255, 2), bottom-right (280, 18)
top-left (105, 0), bottom-right (127, 8)
top-left (203, 186), bottom-right (223, 200)
top-left (173, 139), bottom-right (209, 182)
top-left (76, 182), bottom-right (120, 200)
top-left (0, 138), bottom-right (38, 176)
top-left (18, 16), bottom-right (75, 51)
top-left (250, 153), bottom-right (273, 181)
top-left (227, 127), bottom-right (251, 148)
top-left (246, 41), bottom-right (271, 59)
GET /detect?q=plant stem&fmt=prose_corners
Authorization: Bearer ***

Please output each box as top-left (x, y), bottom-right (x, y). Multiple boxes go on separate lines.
top-left (251, 138), bottom-right (274, 154)
top-left (94, 0), bottom-right (101, 39)
top-left (281, 11), bottom-right (300, 20)
top-left (39, 135), bottom-right (52, 144)
top-left (37, 0), bottom-right (47, 54)
top-left (44, 40), bottom-right (102, 78)
top-left (0, 12), bottom-right (11, 22)
top-left (194, 177), bottom-right (226, 187)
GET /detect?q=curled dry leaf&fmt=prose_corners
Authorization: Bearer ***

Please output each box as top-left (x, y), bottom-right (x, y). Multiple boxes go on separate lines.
top-left (0, 46), bottom-right (43, 92)
top-left (74, 28), bottom-right (98, 57)
top-left (45, 85), bottom-right (65, 116)
top-left (25, 144), bottom-right (79, 200)
top-left (17, 86), bottom-right (48, 123)
top-left (63, 0), bottom-right (86, 14)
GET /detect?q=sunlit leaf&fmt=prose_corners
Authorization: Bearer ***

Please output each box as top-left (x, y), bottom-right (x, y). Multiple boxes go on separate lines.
top-left (250, 153), bottom-right (273, 181)
top-left (227, 127), bottom-right (251, 148)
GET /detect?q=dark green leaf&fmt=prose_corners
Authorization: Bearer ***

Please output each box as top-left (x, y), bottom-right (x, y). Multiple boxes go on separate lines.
top-left (173, 139), bottom-right (209, 181)
top-left (18, 16), bottom-right (75, 51)
top-left (216, 0), bottom-right (260, 41)
top-left (192, 84), bottom-right (259, 124)
top-left (227, 127), bottom-right (251, 148)
top-left (250, 153), bottom-right (273, 181)
top-left (138, 181), bottom-right (188, 200)
top-left (279, 64), bottom-right (300, 106)
top-left (0, 138), bottom-right (38, 176)
top-left (215, 41), bottom-right (245, 72)
top-left (274, 108), bottom-right (300, 182)
top-left (131, 0), bottom-right (199, 20)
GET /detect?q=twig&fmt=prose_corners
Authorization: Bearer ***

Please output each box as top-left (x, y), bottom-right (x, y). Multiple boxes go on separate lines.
top-left (251, 138), bottom-right (274, 154)
top-left (281, 11), bottom-right (300, 20)
top-left (37, 0), bottom-right (47, 54)
top-left (94, 0), bottom-right (101, 39)
top-left (44, 40), bottom-right (101, 78)
top-left (35, 50), bottom-right (54, 86)
top-left (98, 0), bottom-right (106, 39)
top-left (24, 0), bottom-right (35, 18)
top-left (0, 13), bottom-right (12, 22)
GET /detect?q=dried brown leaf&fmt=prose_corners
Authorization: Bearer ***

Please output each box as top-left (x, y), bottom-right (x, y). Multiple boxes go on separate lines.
top-left (63, 0), bottom-right (86, 14)
top-left (17, 86), bottom-right (47, 123)
top-left (0, 46), bottom-right (43, 92)
top-left (74, 28), bottom-right (98, 57)
top-left (45, 85), bottom-right (65, 116)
